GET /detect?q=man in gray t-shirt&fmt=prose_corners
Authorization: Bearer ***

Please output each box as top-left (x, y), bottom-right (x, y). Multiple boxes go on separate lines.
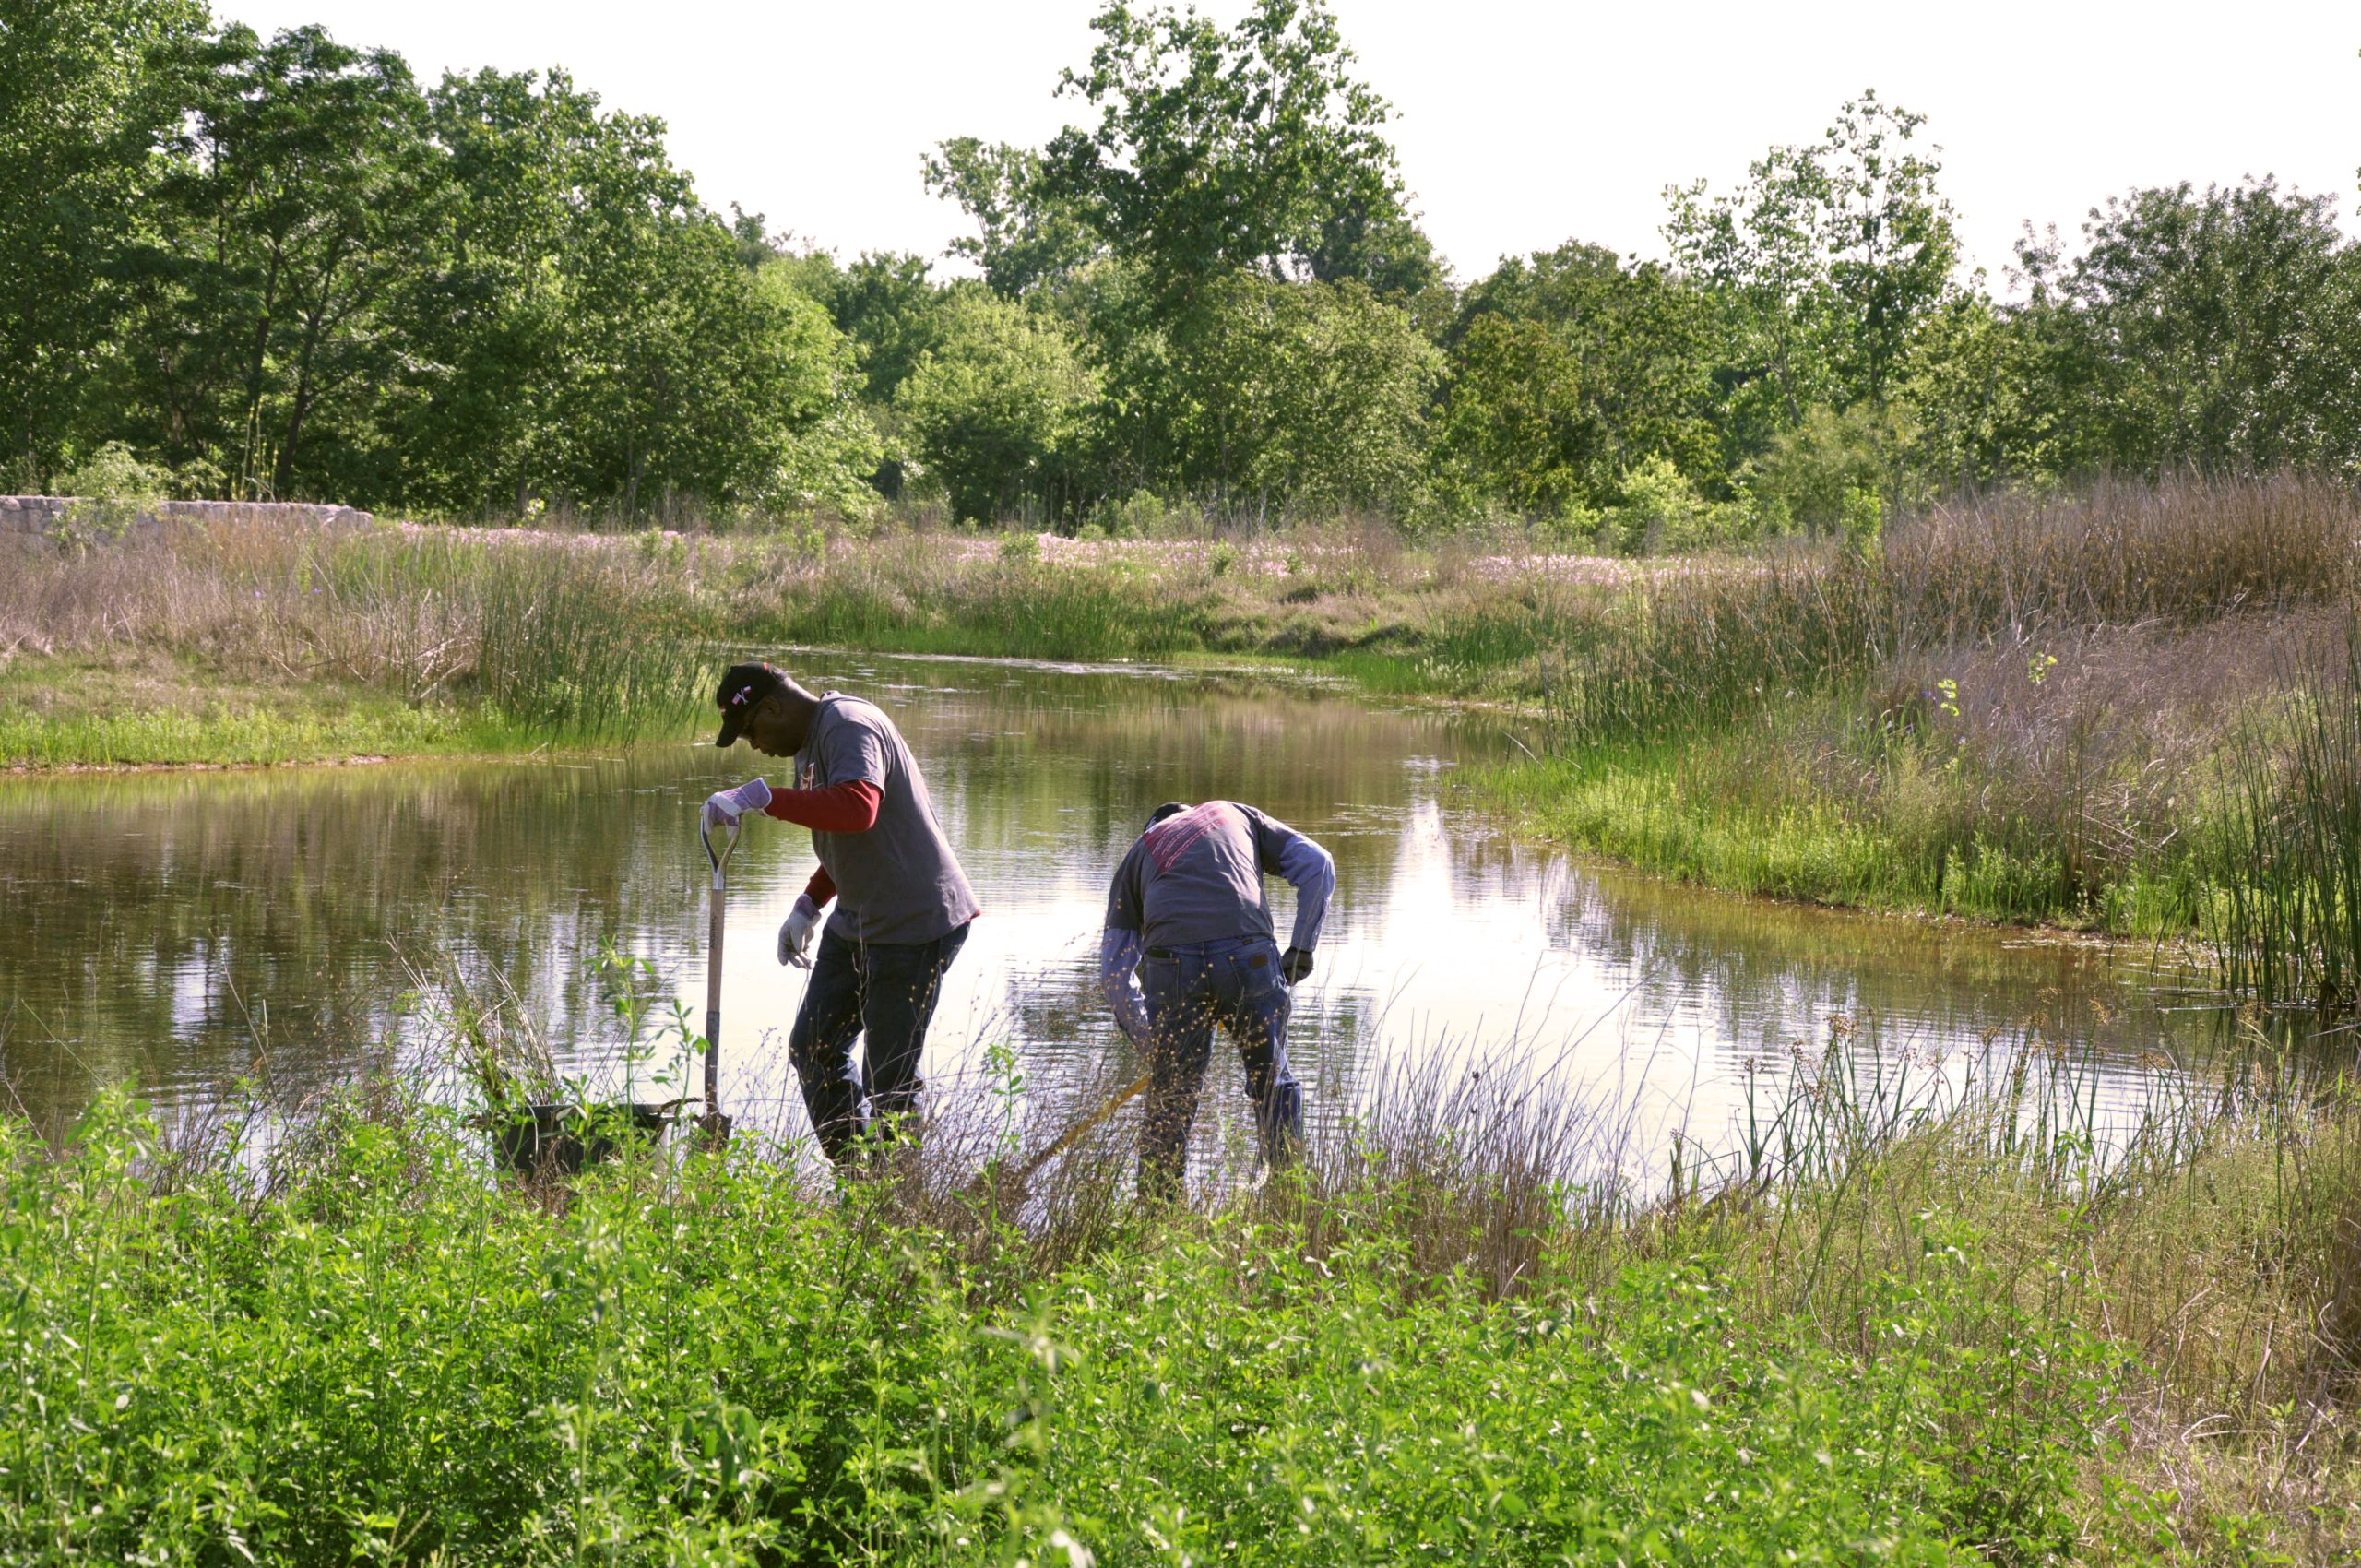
top-left (701, 661), bottom-right (981, 1163)
top-left (1099, 800), bottom-right (1335, 1197)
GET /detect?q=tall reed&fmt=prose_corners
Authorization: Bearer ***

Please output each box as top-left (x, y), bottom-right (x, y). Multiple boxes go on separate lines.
top-left (1541, 551), bottom-right (1886, 746)
top-left (2214, 615), bottom-right (2361, 1010)
top-left (472, 543), bottom-right (716, 739)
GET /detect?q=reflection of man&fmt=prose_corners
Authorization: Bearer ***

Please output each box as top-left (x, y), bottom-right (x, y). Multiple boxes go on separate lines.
top-left (1098, 801), bottom-right (1335, 1197)
top-left (701, 661), bottom-right (981, 1163)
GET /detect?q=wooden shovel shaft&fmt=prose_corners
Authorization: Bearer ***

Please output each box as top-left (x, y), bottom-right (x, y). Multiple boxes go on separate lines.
top-left (705, 873), bottom-right (725, 1115)
top-left (700, 815), bottom-right (736, 1123)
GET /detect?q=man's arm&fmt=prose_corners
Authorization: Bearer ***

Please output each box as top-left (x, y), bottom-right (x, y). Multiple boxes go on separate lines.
top-left (1246, 807), bottom-right (1335, 953)
top-left (763, 779), bottom-right (880, 833)
top-left (1097, 928), bottom-right (1151, 1045)
top-left (701, 778), bottom-right (880, 834)
top-left (1099, 842), bottom-right (1153, 1043)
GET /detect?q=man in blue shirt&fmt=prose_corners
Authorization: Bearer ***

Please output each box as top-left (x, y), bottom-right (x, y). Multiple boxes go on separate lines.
top-left (1099, 801), bottom-right (1335, 1199)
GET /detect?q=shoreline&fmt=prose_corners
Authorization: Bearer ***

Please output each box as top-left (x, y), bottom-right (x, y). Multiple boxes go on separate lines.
top-left (0, 636), bottom-right (2215, 958)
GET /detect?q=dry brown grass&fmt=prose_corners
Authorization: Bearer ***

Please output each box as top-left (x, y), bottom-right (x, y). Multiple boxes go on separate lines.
top-left (1886, 471), bottom-right (2361, 641)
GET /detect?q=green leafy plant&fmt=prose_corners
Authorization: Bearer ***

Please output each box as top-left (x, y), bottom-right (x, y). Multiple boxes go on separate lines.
top-left (51, 441), bottom-right (169, 553)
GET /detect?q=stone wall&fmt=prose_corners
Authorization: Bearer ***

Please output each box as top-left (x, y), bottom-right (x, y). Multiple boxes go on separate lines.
top-left (0, 497), bottom-right (374, 538)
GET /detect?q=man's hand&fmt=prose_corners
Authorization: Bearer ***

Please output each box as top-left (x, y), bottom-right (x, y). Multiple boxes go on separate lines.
top-left (1279, 947), bottom-right (1314, 986)
top-left (778, 894), bottom-right (820, 968)
top-left (704, 778), bottom-right (772, 831)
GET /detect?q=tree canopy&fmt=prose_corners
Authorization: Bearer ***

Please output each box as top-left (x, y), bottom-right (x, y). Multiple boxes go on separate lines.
top-left (6, 6), bottom-right (2357, 535)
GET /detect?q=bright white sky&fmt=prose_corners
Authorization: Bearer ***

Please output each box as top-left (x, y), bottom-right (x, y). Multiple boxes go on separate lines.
top-left (224, 0), bottom-right (2358, 290)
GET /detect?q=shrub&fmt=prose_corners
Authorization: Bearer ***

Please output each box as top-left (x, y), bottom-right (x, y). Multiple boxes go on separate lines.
top-left (51, 440), bottom-right (170, 552)
top-left (896, 293), bottom-right (1098, 524)
top-left (1599, 456), bottom-right (1750, 554)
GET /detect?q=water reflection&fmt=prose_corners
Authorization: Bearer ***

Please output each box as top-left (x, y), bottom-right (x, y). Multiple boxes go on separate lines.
top-left (0, 652), bottom-right (2227, 1171)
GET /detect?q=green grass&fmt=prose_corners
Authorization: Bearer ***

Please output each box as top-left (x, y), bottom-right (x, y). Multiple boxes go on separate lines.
top-left (0, 696), bottom-right (532, 768)
top-left (3, 1088), bottom-right (2168, 1566)
top-left (15, 1016), bottom-right (2361, 1565)
top-left (0, 659), bottom-right (537, 768)
top-left (9, 920), bottom-right (2361, 1563)
top-left (1470, 731), bottom-right (2118, 925)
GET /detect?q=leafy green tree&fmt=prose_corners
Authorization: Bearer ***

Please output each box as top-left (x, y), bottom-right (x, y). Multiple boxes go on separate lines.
top-left (396, 65), bottom-right (644, 514)
top-left (1431, 315), bottom-right (1593, 515)
top-left (400, 66), bottom-right (871, 517)
top-left (726, 203), bottom-right (786, 270)
top-left (101, 24), bottom-right (445, 502)
top-left (0, 0), bottom-right (207, 489)
top-left (1666, 90), bottom-right (1960, 463)
top-left (1438, 242), bottom-right (1718, 514)
top-left (1892, 292), bottom-right (2061, 492)
top-left (1737, 401), bottom-right (1909, 534)
top-left (1040, 0), bottom-right (1427, 308)
top-left (1169, 274), bottom-right (1438, 516)
top-left (896, 293), bottom-right (1098, 523)
top-left (921, 138), bottom-right (1097, 299)
top-left (553, 201), bottom-right (860, 515)
top-left (765, 248), bottom-right (950, 500)
top-left (753, 267), bottom-right (884, 517)
top-left (815, 252), bottom-right (950, 405)
top-left (1816, 94), bottom-right (1960, 410)
top-left (927, 0), bottom-right (1442, 508)
top-left (2013, 178), bottom-right (2361, 474)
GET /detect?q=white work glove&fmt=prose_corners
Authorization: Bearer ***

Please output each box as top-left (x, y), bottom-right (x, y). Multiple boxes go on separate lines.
top-left (703, 777), bottom-right (771, 831)
top-left (777, 893), bottom-right (820, 968)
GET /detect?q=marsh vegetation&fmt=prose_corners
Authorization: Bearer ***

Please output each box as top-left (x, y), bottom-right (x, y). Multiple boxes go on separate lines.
top-left (8, 992), bottom-right (2357, 1563)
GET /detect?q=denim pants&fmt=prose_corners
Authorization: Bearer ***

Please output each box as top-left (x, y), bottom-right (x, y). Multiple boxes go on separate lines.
top-left (1137, 933), bottom-right (1303, 1195)
top-left (789, 920), bottom-right (970, 1163)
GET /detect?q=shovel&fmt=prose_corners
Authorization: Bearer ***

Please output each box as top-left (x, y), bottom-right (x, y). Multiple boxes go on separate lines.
top-left (696, 814), bottom-right (740, 1149)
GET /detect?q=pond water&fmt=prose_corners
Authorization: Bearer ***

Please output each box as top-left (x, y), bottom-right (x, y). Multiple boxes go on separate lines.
top-left (0, 652), bottom-right (2229, 1178)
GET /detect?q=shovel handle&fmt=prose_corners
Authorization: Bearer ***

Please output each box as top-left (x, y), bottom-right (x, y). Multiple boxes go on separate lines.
top-left (700, 817), bottom-right (741, 1118)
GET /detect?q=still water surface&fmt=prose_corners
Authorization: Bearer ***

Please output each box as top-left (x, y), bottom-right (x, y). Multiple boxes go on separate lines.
top-left (0, 652), bottom-right (2224, 1170)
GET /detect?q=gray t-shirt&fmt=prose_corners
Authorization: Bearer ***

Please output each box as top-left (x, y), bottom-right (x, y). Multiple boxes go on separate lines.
top-left (1104, 801), bottom-right (1306, 953)
top-left (799, 694), bottom-right (980, 945)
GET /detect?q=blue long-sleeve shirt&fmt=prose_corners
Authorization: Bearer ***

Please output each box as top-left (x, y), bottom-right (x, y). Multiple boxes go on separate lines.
top-left (1098, 802), bottom-right (1335, 1042)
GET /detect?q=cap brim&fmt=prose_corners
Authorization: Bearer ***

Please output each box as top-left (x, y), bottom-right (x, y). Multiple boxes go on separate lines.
top-left (714, 711), bottom-right (745, 748)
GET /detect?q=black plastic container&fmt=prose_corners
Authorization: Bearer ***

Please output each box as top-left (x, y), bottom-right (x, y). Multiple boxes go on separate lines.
top-left (492, 1101), bottom-right (670, 1175)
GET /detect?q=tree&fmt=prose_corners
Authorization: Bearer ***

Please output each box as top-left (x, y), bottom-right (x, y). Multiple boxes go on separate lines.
top-left (104, 24), bottom-right (445, 501)
top-left (1892, 292), bottom-right (2061, 492)
top-left (1430, 315), bottom-right (1594, 515)
top-left (397, 65), bottom-right (647, 514)
top-left (0, 0), bottom-right (207, 487)
top-left (896, 293), bottom-right (1098, 523)
top-left (1818, 94), bottom-right (1960, 410)
top-left (816, 252), bottom-right (951, 405)
top-left (401, 66), bottom-right (872, 517)
top-left (1439, 242), bottom-right (1719, 513)
top-left (920, 138), bottom-right (1097, 299)
top-left (1666, 90), bottom-right (1960, 462)
top-left (1169, 275), bottom-right (1438, 515)
top-left (1039, 0), bottom-right (1428, 310)
top-left (2013, 178), bottom-right (2361, 474)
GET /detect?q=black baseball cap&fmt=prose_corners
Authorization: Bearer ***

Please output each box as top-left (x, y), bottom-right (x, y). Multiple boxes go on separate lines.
top-left (1144, 802), bottom-right (1188, 832)
top-left (713, 660), bottom-right (788, 747)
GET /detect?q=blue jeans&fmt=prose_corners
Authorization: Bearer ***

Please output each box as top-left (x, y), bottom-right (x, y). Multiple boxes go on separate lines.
top-left (789, 921), bottom-right (970, 1164)
top-left (1137, 934), bottom-right (1303, 1196)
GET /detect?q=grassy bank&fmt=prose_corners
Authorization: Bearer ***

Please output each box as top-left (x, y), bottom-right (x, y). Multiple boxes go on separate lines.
top-left (10, 1017), bottom-right (2360, 1564)
top-left (0, 651), bottom-right (540, 767)
top-left (1468, 478), bottom-right (2361, 952)
top-left (0, 514), bottom-right (1606, 767)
